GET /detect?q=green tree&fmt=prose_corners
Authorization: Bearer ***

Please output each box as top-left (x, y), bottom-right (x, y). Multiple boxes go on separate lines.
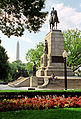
top-left (0, 44), bottom-right (10, 82)
top-left (25, 42), bottom-right (44, 75)
top-left (0, 0), bottom-right (48, 37)
top-left (25, 62), bottom-right (33, 76)
top-left (63, 29), bottom-right (81, 72)
top-left (10, 60), bottom-right (29, 81)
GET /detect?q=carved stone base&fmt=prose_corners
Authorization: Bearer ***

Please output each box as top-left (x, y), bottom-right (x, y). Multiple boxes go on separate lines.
top-left (44, 66), bottom-right (74, 76)
top-left (30, 76), bottom-right (38, 87)
top-left (37, 65), bottom-right (73, 76)
top-left (36, 67), bottom-right (46, 76)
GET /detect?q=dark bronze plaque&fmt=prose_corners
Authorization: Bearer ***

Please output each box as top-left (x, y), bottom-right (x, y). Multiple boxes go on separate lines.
top-left (52, 56), bottom-right (64, 63)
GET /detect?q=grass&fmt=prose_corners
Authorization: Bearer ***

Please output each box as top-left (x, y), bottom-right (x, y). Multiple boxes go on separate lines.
top-left (0, 108), bottom-right (81, 119)
top-left (1, 89), bottom-right (81, 92)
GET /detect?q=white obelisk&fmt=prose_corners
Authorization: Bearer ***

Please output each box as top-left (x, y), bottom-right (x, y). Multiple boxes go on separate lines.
top-left (16, 41), bottom-right (20, 60)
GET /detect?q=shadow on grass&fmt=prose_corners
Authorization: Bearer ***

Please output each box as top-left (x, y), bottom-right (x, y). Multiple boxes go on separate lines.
top-left (0, 108), bottom-right (81, 119)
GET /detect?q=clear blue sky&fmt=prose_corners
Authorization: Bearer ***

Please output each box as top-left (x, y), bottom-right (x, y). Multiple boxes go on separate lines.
top-left (1, 0), bottom-right (81, 63)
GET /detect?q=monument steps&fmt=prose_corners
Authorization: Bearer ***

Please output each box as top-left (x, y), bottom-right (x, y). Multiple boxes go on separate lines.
top-left (47, 80), bottom-right (64, 89)
top-left (38, 78), bottom-right (81, 89)
top-left (8, 77), bottom-right (30, 87)
top-left (8, 77), bottom-right (25, 86)
top-left (37, 77), bottom-right (49, 88)
top-left (38, 78), bottom-right (44, 85)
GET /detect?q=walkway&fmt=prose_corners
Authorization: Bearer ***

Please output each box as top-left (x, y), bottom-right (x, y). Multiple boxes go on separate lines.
top-left (0, 84), bottom-right (51, 90)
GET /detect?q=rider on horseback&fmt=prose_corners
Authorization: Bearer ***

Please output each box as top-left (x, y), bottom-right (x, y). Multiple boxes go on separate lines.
top-left (49, 7), bottom-right (59, 30)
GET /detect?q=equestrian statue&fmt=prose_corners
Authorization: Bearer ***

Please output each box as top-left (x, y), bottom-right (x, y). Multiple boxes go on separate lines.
top-left (49, 7), bottom-right (59, 30)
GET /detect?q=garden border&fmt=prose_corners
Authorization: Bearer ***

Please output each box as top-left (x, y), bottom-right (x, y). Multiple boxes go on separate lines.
top-left (0, 91), bottom-right (81, 99)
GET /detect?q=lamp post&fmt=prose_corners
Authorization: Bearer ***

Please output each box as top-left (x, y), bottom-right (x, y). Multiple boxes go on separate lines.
top-left (62, 50), bottom-right (68, 90)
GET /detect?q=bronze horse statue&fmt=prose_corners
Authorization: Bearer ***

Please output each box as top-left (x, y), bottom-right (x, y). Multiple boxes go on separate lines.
top-left (49, 10), bottom-right (59, 30)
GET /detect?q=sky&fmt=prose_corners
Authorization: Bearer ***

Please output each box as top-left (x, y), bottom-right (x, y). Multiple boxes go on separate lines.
top-left (1, 0), bottom-right (81, 63)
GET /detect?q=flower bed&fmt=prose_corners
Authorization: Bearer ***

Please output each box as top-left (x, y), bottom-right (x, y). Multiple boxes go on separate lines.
top-left (1, 96), bottom-right (81, 111)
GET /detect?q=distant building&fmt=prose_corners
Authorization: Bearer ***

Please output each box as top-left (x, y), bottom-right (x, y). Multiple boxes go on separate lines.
top-left (16, 41), bottom-right (20, 60)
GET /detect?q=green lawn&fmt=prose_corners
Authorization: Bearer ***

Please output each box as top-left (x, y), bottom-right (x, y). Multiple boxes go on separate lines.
top-left (1, 89), bottom-right (81, 92)
top-left (0, 108), bottom-right (81, 119)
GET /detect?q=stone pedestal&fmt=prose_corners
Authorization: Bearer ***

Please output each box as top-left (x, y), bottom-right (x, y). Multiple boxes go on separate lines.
top-left (36, 53), bottom-right (47, 76)
top-left (30, 76), bottom-right (38, 87)
top-left (36, 30), bottom-right (74, 76)
top-left (36, 67), bottom-right (46, 76)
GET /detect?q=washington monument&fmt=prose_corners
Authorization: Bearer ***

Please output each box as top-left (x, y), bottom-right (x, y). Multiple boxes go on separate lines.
top-left (16, 41), bottom-right (20, 60)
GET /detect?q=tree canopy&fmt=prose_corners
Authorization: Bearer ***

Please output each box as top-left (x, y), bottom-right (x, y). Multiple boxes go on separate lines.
top-left (0, 44), bottom-right (10, 81)
top-left (9, 60), bottom-right (29, 81)
top-left (0, 0), bottom-right (48, 37)
top-left (63, 29), bottom-right (81, 71)
top-left (25, 42), bottom-right (44, 74)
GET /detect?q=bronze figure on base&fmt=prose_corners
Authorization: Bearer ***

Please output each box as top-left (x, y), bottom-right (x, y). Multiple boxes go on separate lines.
top-left (49, 7), bottom-right (59, 30)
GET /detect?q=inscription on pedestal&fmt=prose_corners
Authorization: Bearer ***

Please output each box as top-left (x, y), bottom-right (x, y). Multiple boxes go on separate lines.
top-left (52, 56), bottom-right (64, 63)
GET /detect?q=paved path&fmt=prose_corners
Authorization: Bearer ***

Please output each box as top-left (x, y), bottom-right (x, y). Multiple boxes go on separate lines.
top-left (0, 85), bottom-right (35, 90)
top-left (0, 84), bottom-right (65, 90)
top-left (0, 85), bottom-right (51, 90)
